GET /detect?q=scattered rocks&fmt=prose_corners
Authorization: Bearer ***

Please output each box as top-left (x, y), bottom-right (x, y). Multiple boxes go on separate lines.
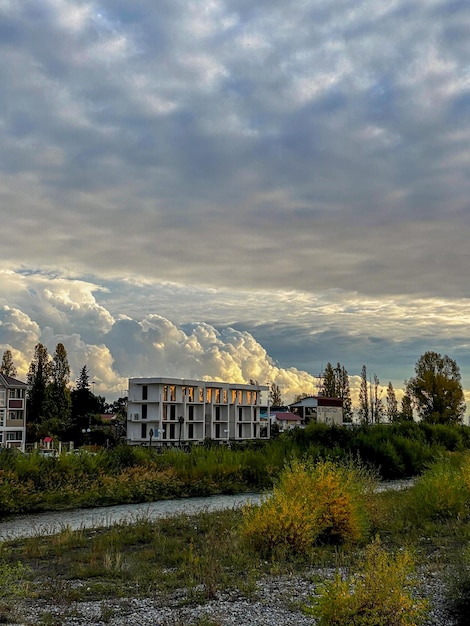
top-left (11, 569), bottom-right (458, 625)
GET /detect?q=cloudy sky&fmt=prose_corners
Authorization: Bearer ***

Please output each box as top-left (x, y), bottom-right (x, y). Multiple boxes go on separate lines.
top-left (1, 0), bottom-right (470, 408)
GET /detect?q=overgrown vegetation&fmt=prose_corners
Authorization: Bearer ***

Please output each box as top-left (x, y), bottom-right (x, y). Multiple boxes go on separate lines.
top-left (242, 458), bottom-right (375, 556)
top-left (4, 453), bottom-right (470, 623)
top-left (2, 422), bottom-right (470, 515)
top-left (306, 536), bottom-right (429, 626)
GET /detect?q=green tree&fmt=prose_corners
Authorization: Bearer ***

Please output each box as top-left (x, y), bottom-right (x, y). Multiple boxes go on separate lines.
top-left (406, 351), bottom-right (465, 424)
top-left (269, 382), bottom-right (283, 407)
top-left (386, 381), bottom-right (399, 422)
top-left (400, 393), bottom-right (414, 421)
top-left (71, 365), bottom-right (102, 443)
top-left (371, 373), bottom-right (385, 424)
top-left (322, 363), bottom-right (337, 397)
top-left (26, 343), bottom-right (51, 432)
top-left (358, 365), bottom-right (369, 424)
top-left (0, 350), bottom-right (17, 377)
top-left (321, 363), bottom-right (353, 422)
top-left (336, 364), bottom-right (353, 423)
top-left (45, 343), bottom-right (72, 438)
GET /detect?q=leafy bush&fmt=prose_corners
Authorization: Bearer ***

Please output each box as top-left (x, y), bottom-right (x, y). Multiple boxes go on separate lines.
top-left (306, 536), bottom-right (428, 626)
top-left (406, 455), bottom-right (469, 523)
top-left (241, 459), bottom-right (375, 556)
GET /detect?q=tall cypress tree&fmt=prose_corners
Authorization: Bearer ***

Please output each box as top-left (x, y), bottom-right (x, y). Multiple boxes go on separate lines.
top-left (46, 343), bottom-right (72, 437)
top-left (358, 365), bottom-right (369, 424)
top-left (337, 364), bottom-right (353, 423)
top-left (27, 343), bottom-right (51, 427)
top-left (386, 382), bottom-right (398, 422)
top-left (322, 363), bottom-right (337, 397)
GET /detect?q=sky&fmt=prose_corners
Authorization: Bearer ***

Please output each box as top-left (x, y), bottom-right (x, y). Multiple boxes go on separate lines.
top-left (1, 0), bottom-right (470, 409)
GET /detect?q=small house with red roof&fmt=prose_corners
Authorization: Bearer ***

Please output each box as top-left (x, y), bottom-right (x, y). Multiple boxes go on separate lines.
top-left (271, 410), bottom-right (303, 431)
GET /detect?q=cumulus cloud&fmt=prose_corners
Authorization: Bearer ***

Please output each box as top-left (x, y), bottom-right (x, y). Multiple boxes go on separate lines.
top-left (1, 2), bottom-right (469, 411)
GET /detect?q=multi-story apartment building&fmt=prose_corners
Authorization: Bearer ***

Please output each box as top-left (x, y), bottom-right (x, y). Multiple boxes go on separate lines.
top-left (127, 377), bottom-right (269, 446)
top-left (0, 374), bottom-right (27, 450)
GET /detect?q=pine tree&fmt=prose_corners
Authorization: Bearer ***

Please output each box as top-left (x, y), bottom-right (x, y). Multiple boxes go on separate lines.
top-left (0, 350), bottom-right (17, 377)
top-left (386, 382), bottom-right (399, 422)
top-left (358, 365), bottom-right (369, 424)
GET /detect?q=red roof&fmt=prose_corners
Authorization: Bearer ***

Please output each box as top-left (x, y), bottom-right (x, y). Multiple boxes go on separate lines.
top-left (272, 411), bottom-right (302, 422)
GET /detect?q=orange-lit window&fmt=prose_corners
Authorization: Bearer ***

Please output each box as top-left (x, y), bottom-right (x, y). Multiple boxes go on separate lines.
top-left (199, 387), bottom-right (204, 402)
top-left (170, 386), bottom-right (176, 401)
top-left (231, 390), bottom-right (237, 403)
top-left (246, 391), bottom-right (252, 404)
top-left (206, 388), bottom-right (212, 403)
top-left (223, 389), bottom-right (228, 403)
top-left (163, 385), bottom-right (168, 401)
top-left (215, 388), bottom-right (221, 403)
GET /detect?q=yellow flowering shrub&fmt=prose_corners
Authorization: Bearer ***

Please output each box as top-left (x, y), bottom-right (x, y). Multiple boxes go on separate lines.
top-left (306, 536), bottom-right (429, 626)
top-left (242, 459), bottom-right (374, 555)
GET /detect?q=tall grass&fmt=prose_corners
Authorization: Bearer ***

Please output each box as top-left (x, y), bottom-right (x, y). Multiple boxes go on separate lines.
top-left (0, 423), bottom-right (469, 515)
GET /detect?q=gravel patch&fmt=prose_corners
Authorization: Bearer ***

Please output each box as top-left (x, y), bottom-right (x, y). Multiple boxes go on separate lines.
top-left (10, 568), bottom-right (459, 626)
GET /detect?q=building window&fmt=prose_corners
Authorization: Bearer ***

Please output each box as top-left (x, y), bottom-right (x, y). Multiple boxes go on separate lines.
top-left (199, 387), bottom-right (204, 402)
top-left (188, 406), bottom-right (194, 421)
top-left (238, 390), bottom-right (243, 404)
top-left (141, 404), bottom-right (147, 420)
top-left (163, 385), bottom-right (168, 401)
top-left (206, 388), bottom-right (212, 403)
top-left (238, 424), bottom-right (243, 438)
top-left (0, 391), bottom-right (5, 408)
top-left (215, 388), bottom-right (220, 403)
top-left (253, 391), bottom-right (257, 403)
top-left (141, 423), bottom-right (147, 439)
top-left (186, 386), bottom-right (194, 402)
top-left (215, 406), bottom-right (221, 421)
top-left (142, 385), bottom-right (148, 400)
top-left (170, 386), bottom-right (176, 401)
top-left (247, 391), bottom-right (252, 404)
top-left (223, 389), bottom-right (228, 403)
top-left (238, 407), bottom-right (243, 421)
top-left (8, 411), bottom-right (22, 421)
top-left (188, 423), bottom-right (194, 439)
top-left (169, 424), bottom-right (176, 439)
top-left (6, 431), bottom-right (22, 441)
top-left (215, 423), bottom-right (221, 439)
top-left (170, 405), bottom-right (176, 420)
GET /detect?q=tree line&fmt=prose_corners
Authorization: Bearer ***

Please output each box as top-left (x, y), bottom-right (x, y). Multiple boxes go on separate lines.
top-left (1, 344), bottom-right (126, 445)
top-left (269, 351), bottom-right (466, 425)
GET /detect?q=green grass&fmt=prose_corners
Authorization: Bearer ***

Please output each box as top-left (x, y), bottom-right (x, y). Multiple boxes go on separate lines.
top-left (3, 455), bottom-right (470, 624)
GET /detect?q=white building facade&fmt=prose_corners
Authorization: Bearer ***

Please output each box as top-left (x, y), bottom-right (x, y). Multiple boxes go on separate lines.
top-left (290, 396), bottom-right (344, 425)
top-left (0, 374), bottom-right (27, 450)
top-left (127, 377), bottom-right (269, 446)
